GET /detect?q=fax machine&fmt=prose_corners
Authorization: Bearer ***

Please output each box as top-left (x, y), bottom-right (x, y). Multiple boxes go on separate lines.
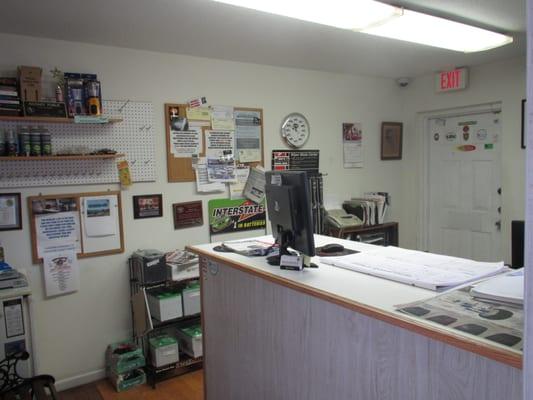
top-left (325, 209), bottom-right (363, 229)
top-left (0, 270), bottom-right (29, 290)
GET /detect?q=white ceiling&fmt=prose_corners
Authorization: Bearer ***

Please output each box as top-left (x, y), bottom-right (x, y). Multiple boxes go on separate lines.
top-left (0, 0), bottom-right (526, 79)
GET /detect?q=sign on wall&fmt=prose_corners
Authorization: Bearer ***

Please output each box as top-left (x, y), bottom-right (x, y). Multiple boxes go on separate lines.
top-left (435, 67), bottom-right (468, 93)
top-left (208, 198), bottom-right (266, 234)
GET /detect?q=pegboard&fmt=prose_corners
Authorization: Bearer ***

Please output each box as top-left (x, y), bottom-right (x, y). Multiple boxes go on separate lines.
top-left (0, 100), bottom-right (155, 188)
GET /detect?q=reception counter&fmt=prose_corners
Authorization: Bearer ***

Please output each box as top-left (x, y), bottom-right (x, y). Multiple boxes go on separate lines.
top-left (188, 235), bottom-right (522, 400)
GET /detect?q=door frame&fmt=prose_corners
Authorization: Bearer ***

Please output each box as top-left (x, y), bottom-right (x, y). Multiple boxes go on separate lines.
top-left (417, 101), bottom-right (502, 252)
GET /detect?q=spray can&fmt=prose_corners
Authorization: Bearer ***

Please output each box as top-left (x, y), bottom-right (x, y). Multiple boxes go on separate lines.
top-left (5, 129), bottom-right (17, 156)
top-left (18, 126), bottom-right (31, 156)
top-left (30, 126), bottom-right (41, 156)
top-left (40, 126), bottom-right (52, 156)
top-left (0, 130), bottom-right (5, 156)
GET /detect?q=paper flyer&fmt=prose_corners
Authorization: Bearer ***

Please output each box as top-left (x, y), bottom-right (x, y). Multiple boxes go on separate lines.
top-left (42, 242), bottom-right (80, 297)
top-left (230, 166), bottom-right (251, 199)
top-left (83, 196), bottom-right (117, 237)
top-left (211, 105), bottom-right (235, 130)
top-left (235, 110), bottom-right (262, 162)
top-left (243, 167), bottom-right (266, 204)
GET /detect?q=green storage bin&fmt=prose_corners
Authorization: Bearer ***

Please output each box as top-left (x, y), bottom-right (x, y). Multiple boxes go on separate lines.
top-left (105, 340), bottom-right (145, 374)
top-left (109, 368), bottom-right (146, 392)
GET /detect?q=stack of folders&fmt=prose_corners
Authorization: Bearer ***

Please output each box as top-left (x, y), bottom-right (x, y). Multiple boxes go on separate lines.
top-left (343, 192), bottom-right (389, 225)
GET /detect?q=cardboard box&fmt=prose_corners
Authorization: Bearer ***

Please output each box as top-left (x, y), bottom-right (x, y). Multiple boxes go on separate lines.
top-left (147, 290), bottom-right (182, 321)
top-left (182, 281), bottom-right (201, 316)
top-left (105, 340), bottom-right (145, 374)
top-left (177, 325), bottom-right (203, 358)
top-left (108, 369), bottom-right (146, 392)
top-left (149, 336), bottom-right (180, 367)
top-left (17, 66), bottom-right (42, 102)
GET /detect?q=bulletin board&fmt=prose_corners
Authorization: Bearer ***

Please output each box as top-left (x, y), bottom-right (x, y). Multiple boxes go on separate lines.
top-left (28, 191), bottom-right (124, 263)
top-left (165, 103), bottom-right (264, 182)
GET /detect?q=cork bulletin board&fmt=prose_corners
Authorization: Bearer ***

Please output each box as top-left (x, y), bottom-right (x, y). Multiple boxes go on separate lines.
top-left (165, 103), bottom-right (264, 182)
top-left (27, 190), bottom-right (124, 263)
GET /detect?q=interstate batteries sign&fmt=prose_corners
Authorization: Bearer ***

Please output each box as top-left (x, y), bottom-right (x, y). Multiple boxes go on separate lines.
top-left (208, 198), bottom-right (266, 234)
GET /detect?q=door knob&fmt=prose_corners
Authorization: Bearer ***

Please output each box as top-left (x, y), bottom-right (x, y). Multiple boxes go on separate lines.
top-left (497, 188), bottom-right (502, 195)
top-left (495, 220), bottom-right (501, 231)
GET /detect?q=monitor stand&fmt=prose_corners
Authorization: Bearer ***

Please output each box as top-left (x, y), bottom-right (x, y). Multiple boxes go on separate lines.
top-left (266, 231), bottom-right (317, 269)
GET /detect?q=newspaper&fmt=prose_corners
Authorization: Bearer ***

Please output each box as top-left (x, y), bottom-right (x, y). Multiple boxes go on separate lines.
top-left (397, 285), bottom-right (523, 351)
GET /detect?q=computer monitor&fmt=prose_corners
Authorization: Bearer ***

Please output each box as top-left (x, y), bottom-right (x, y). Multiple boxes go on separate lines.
top-left (264, 170), bottom-right (316, 268)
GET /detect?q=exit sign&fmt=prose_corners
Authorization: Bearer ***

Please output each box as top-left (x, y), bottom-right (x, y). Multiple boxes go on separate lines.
top-left (435, 67), bottom-right (468, 92)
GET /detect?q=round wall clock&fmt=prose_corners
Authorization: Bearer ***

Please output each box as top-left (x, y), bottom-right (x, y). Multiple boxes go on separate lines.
top-left (281, 113), bottom-right (310, 148)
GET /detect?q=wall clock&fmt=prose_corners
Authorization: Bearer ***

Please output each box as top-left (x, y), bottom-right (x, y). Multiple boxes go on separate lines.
top-left (281, 113), bottom-right (310, 148)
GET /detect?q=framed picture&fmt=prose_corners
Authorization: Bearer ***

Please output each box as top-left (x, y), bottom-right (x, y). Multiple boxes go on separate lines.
top-left (522, 99), bottom-right (526, 149)
top-left (381, 122), bottom-right (403, 160)
top-left (172, 201), bottom-right (203, 229)
top-left (0, 193), bottom-right (22, 231)
top-left (133, 194), bottom-right (163, 219)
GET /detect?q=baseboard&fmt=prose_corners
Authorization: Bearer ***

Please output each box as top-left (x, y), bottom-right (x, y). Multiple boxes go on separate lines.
top-left (55, 368), bottom-right (106, 391)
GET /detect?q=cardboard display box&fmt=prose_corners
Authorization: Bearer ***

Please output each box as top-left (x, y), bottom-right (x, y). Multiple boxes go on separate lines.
top-left (108, 369), bottom-right (146, 392)
top-left (105, 340), bottom-right (145, 374)
top-left (18, 66), bottom-right (42, 102)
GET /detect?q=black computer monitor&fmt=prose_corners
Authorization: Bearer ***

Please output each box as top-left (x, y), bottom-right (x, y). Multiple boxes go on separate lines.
top-left (264, 170), bottom-right (315, 268)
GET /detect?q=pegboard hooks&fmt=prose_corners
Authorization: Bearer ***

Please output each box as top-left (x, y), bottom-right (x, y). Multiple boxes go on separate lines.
top-left (118, 99), bottom-right (131, 113)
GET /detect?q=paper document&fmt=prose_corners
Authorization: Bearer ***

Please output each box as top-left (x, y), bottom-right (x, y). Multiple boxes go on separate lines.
top-left (221, 239), bottom-right (274, 256)
top-left (195, 158), bottom-right (226, 193)
top-left (229, 166), bottom-right (250, 199)
top-left (243, 167), bottom-right (266, 203)
top-left (42, 242), bottom-right (80, 297)
top-left (211, 105), bottom-right (235, 130)
top-left (83, 197), bottom-right (117, 237)
top-left (321, 246), bottom-right (507, 291)
top-left (470, 269), bottom-right (524, 305)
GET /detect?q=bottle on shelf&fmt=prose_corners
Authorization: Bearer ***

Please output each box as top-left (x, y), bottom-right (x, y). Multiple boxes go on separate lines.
top-left (29, 126), bottom-right (41, 156)
top-left (5, 129), bottom-right (17, 156)
top-left (0, 130), bottom-right (5, 156)
top-left (18, 126), bottom-right (30, 156)
top-left (40, 126), bottom-right (52, 156)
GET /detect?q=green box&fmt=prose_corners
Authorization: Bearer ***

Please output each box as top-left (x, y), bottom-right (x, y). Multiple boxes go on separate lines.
top-left (106, 340), bottom-right (145, 374)
top-left (108, 368), bottom-right (146, 392)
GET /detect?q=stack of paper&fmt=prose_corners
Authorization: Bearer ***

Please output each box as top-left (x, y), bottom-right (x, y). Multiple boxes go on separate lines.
top-left (470, 269), bottom-right (524, 305)
top-left (321, 247), bottom-right (507, 291)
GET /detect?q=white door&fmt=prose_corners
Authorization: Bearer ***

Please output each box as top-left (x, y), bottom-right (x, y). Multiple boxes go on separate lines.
top-left (427, 111), bottom-right (501, 262)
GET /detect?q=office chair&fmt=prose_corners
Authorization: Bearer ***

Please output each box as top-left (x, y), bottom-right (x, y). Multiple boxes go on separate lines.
top-left (0, 351), bottom-right (58, 400)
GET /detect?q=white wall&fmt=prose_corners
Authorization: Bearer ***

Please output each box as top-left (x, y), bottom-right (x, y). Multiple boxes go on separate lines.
top-left (0, 33), bottom-right (405, 385)
top-left (400, 56), bottom-right (526, 263)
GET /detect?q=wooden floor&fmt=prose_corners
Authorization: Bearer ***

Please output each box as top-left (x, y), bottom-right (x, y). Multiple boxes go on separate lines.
top-left (59, 370), bottom-right (204, 400)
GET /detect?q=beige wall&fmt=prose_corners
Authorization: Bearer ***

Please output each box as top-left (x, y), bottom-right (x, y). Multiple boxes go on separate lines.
top-left (0, 33), bottom-right (405, 386)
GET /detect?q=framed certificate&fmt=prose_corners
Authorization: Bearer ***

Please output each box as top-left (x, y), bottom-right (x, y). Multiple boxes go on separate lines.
top-left (0, 193), bottom-right (22, 231)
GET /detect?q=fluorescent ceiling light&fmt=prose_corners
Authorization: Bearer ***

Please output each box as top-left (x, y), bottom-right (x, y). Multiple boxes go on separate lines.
top-left (212, 0), bottom-right (513, 53)
top-left (212, 0), bottom-right (399, 30)
top-left (359, 8), bottom-right (513, 53)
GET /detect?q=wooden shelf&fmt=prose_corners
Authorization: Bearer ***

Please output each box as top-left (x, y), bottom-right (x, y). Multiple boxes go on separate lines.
top-left (0, 115), bottom-right (123, 124)
top-left (0, 153), bottom-right (124, 161)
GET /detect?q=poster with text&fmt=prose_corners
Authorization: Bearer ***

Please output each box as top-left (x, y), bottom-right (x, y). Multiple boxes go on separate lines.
top-left (208, 198), bottom-right (266, 234)
top-left (32, 197), bottom-right (81, 258)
